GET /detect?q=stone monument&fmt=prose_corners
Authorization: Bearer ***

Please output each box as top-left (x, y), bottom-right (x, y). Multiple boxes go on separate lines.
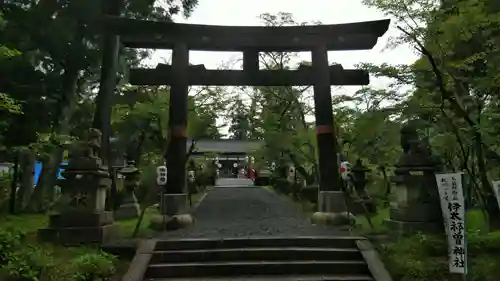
top-left (38, 129), bottom-right (117, 244)
top-left (384, 123), bottom-right (444, 235)
top-left (115, 160), bottom-right (141, 220)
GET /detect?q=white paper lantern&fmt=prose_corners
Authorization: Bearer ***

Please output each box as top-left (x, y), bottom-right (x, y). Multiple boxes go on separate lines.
top-left (156, 165), bottom-right (167, 185)
top-left (340, 161), bottom-right (351, 181)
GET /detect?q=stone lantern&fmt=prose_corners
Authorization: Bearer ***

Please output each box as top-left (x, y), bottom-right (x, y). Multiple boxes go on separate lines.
top-left (115, 160), bottom-right (141, 220)
top-left (384, 124), bottom-right (444, 235)
top-left (38, 129), bottom-right (117, 244)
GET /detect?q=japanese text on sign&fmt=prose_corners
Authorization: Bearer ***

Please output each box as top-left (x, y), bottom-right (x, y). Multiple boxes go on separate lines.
top-left (436, 172), bottom-right (467, 274)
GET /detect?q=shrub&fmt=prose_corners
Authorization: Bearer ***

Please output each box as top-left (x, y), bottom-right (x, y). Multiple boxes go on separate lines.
top-left (0, 229), bottom-right (24, 262)
top-left (136, 164), bottom-right (158, 204)
top-left (70, 251), bottom-right (117, 281)
top-left (274, 178), bottom-right (291, 194)
top-left (469, 255), bottom-right (500, 281)
top-left (380, 234), bottom-right (449, 281)
top-left (299, 185), bottom-right (318, 203)
top-left (195, 168), bottom-right (213, 188)
top-left (380, 231), bottom-right (500, 281)
top-left (1, 245), bottom-right (55, 281)
top-left (0, 172), bottom-right (11, 211)
top-left (366, 172), bottom-right (391, 206)
top-left (467, 229), bottom-right (500, 255)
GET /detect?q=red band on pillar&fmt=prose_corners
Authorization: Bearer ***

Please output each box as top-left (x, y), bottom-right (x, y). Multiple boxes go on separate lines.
top-left (316, 125), bottom-right (333, 135)
top-left (171, 125), bottom-right (187, 137)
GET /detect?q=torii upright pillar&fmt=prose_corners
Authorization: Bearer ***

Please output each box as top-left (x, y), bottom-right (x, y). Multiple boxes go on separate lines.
top-left (162, 43), bottom-right (190, 219)
top-left (311, 45), bottom-right (349, 221)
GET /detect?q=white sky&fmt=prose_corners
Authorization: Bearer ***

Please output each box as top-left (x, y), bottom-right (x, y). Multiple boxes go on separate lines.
top-left (147, 0), bottom-right (419, 135)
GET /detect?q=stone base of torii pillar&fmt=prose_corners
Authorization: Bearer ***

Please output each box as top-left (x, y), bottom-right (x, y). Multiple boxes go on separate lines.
top-left (311, 191), bottom-right (356, 226)
top-left (148, 165), bottom-right (195, 231)
top-left (149, 193), bottom-right (195, 231)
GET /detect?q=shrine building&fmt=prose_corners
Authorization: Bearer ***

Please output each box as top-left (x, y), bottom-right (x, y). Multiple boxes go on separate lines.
top-left (187, 139), bottom-right (263, 174)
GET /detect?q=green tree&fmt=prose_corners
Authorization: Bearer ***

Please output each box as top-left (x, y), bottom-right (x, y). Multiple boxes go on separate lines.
top-left (227, 97), bottom-right (251, 140)
top-left (0, 0), bottom-right (199, 212)
top-left (0, 15), bottom-right (21, 131)
top-left (361, 0), bottom-right (500, 227)
top-left (247, 12), bottom-right (319, 183)
top-left (188, 87), bottom-right (226, 140)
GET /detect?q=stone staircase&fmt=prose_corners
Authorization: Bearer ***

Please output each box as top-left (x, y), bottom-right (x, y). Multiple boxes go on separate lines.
top-left (123, 237), bottom-right (392, 281)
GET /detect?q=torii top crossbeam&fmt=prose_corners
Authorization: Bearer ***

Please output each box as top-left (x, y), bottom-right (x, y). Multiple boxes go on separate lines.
top-left (101, 16), bottom-right (390, 52)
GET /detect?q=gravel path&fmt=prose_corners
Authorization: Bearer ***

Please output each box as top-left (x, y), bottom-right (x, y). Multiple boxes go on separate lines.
top-left (161, 187), bottom-right (347, 239)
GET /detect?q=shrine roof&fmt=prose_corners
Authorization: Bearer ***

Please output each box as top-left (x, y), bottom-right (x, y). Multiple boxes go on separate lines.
top-left (187, 139), bottom-right (264, 154)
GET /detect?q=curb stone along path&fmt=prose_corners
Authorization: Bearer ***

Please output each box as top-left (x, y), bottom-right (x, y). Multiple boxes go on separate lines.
top-left (163, 187), bottom-right (347, 239)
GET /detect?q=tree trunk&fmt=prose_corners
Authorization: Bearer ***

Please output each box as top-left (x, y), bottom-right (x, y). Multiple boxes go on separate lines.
top-left (16, 151), bottom-right (35, 212)
top-left (287, 152), bottom-right (314, 184)
top-left (27, 154), bottom-right (52, 212)
top-left (126, 130), bottom-right (147, 166)
top-left (297, 94), bottom-right (319, 184)
top-left (8, 151), bottom-right (19, 214)
top-left (134, 132), bottom-right (145, 166)
top-left (92, 0), bottom-right (123, 210)
top-left (41, 24), bottom-right (85, 209)
top-left (379, 165), bottom-right (391, 197)
top-left (475, 132), bottom-right (500, 229)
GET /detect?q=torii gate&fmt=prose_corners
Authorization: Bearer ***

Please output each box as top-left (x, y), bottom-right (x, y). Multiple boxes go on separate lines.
top-left (98, 12), bottom-right (389, 222)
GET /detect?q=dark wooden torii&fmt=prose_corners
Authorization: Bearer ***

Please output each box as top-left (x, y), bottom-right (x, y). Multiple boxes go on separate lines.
top-left (99, 15), bottom-right (390, 216)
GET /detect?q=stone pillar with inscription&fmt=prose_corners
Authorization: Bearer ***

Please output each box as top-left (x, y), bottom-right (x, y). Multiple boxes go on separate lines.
top-left (384, 123), bottom-right (444, 235)
top-left (38, 129), bottom-right (117, 244)
top-left (115, 160), bottom-right (141, 220)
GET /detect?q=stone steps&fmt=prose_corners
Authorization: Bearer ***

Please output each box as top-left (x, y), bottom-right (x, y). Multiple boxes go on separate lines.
top-left (149, 247), bottom-right (362, 263)
top-left (132, 237), bottom-right (381, 280)
top-left (145, 276), bottom-right (373, 281)
top-left (145, 261), bottom-right (370, 279)
top-left (154, 236), bottom-right (360, 250)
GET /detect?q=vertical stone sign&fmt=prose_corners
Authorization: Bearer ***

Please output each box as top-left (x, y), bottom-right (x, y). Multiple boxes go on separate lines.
top-left (436, 172), bottom-right (467, 275)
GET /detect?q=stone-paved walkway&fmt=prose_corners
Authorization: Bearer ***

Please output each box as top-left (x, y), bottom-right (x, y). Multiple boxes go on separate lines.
top-left (161, 186), bottom-right (347, 239)
top-left (215, 177), bottom-right (254, 187)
